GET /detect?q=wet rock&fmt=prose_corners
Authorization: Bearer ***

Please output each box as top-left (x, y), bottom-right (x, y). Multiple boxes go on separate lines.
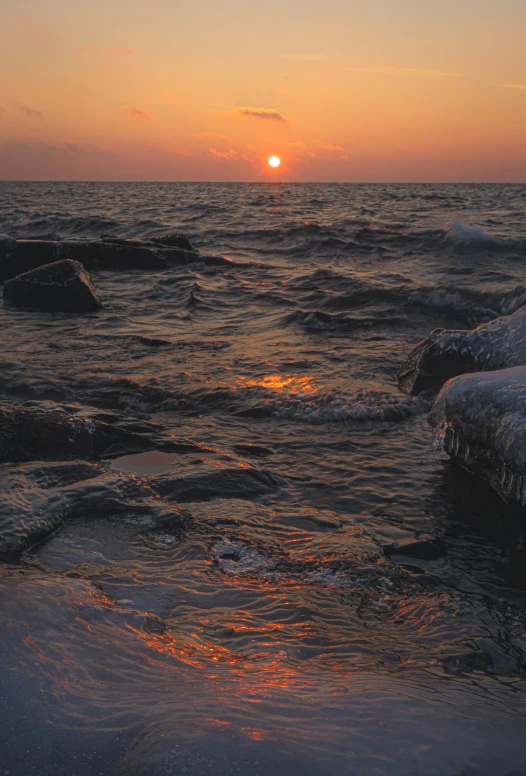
top-left (3, 259), bottom-right (102, 313)
top-left (0, 233), bottom-right (17, 259)
top-left (0, 238), bottom-right (167, 281)
top-left (441, 650), bottom-right (493, 674)
top-left (398, 306), bottom-right (526, 395)
top-left (0, 404), bottom-right (185, 464)
top-left (150, 233), bottom-right (198, 252)
top-left (384, 538), bottom-right (446, 561)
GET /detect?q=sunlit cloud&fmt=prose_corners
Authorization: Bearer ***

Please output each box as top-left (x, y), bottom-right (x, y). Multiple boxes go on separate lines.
top-left (232, 106), bottom-right (287, 121)
top-left (320, 143), bottom-right (346, 153)
top-left (18, 103), bottom-right (44, 120)
top-left (347, 67), bottom-right (457, 77)
top-left (160, 91), bottom-right (178, 103)
top-left (120, 106), bottom-right (152, 119)
top-left (209, 148), bottom-right (239, 160)
top-left (288, 140), bottom-right (308, 149)
top-left (503, 83), bottom-right (526, 91)
top-left (195, 131), bottom-right (230, 141)
top-left (276, 88), bottom-right (295, 98)
top-left (277, 54), bottom-right (331, 61)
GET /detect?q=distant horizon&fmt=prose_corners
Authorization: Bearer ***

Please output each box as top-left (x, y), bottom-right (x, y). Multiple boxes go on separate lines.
top-left (1, 179), bottom-right (525, 185)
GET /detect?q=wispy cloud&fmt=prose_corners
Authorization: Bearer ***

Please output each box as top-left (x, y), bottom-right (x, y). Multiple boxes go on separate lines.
top-left (275, 88), bottom-right (295, 98)
top-left (195, 131), bottom-right (230, 141)
top-left (503, 83), bottom-right (526, 91)
top-left (320, 143), bottom-right (346, 153)
top-left (120, 106), bottom-right (152, 119)
top-left (347, 67), bottom-right (457, 77)
top-left (232, 106), bottom-right (287, 121)
top-left (18, 103), bottom-right (44, 120)
top-left (278, 54), bottom-right (331, 62)
top-left (209, 148), bottom-right (239, 160)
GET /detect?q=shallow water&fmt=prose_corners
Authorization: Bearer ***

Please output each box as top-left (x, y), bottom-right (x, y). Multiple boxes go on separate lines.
top-left (1, 182), bottom-right (526, 774)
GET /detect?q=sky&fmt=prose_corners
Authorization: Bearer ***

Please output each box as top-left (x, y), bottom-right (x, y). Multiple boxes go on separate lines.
top-left (0, 0), bottom-right (525, 182)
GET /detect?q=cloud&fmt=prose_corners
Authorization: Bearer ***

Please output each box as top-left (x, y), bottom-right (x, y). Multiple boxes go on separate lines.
top-left (161, 91), bottom-right (178, 103)
top-left (276, 88), bottom-right (295, 98)
top-left (18, 103), bottom-right (44, 120)
top-left (209, 148), bottom-right (239, 160)
top-left (320, 143), bottom-right (346, 153)
top-left (347, 67), bottom-right (457, 77)
top-left (120, 106), bottom-right (152, 119)
top-left (232, 106), bottom-right (287, 121)
top-left (288, 140), bottom-right (308, 149)
top-left (503, 83), bottom-right (526, 91)
top-left (104, 47), bottom-right (136, 56)
top-left (277, 54), bottom-right (330, 61)
top-left (195, 131), bottom-right (230, 141)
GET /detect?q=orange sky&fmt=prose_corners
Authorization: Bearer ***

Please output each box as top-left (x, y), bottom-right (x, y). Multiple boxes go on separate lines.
top-left (1, 0), bottom-right (525, 181)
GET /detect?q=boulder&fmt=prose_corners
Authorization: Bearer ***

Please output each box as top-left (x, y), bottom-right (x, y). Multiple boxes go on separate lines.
top-left (3, 259), bottom-right (102, 313)
top-left (398, 306), bottom-right (526, 395)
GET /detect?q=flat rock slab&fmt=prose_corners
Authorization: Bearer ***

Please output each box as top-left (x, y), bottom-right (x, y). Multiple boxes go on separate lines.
top-left (3, 259), bottom-right (102, 313)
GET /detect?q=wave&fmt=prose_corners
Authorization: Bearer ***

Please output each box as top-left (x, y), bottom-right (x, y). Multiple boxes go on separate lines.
top-left (268, 389), bottom-right (421, 424)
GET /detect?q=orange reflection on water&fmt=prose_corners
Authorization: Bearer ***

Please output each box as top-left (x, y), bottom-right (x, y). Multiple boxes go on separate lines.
top-left (237, 374), bottom-right (317, 394)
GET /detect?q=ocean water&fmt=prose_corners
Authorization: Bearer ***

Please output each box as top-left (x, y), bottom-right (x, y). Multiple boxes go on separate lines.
top-left (1, 182), bottom-right (526, 775)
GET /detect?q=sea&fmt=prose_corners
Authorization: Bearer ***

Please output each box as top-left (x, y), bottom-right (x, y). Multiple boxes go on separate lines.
top-left (1, 181), bottom-right (526, 775)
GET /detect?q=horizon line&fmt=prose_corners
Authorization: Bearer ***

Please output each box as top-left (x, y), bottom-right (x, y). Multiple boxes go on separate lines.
top-left (0, 179), bottom-right (524, 185)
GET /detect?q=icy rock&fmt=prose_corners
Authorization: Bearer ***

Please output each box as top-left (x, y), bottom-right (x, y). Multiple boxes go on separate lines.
top-left (398, 306), bottom-right (526, 395)
top-left (429, 366), bottom-right (526, 504)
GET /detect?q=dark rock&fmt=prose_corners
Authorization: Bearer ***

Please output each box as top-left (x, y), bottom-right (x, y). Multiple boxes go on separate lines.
top-left (0, 239), bottom-right (167, 281)
top-left (150, 233), bottom-right (198, 252)
top-left (3, 260), bottom-right (102, 313)
top-left (397, 329), bottom-right (474, 395)
top-left (384, 538), bottom-right (446, 560)
top-left (441, 650), bottom-right (493, 674)
top-left (0, 234), bottom-right (17, 258)
top-left (0, 404), bottom-right (186, 464)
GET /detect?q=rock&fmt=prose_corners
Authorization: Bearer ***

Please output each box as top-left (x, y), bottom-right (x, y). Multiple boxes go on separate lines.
top-left (384, 538), bottom-right (446, 560)
top-left (3, 259), bottom-right (102, 313)
top-left (441, 650), bottom-right (493, 674)
top-left (398, 306), bottom-right (526, 395)
top-left (0, 404), bottom-right (189, 464)
top-left (0, 234), bottom-right (17, 258)
top-left (150, 233), bottom-right (198, 252)
top-left (0, 239), bottom-right (167, 281)
top-left (429, 365), bottom-right (526, 506)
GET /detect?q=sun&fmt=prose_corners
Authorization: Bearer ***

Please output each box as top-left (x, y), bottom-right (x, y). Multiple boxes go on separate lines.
top-left (268, 156), bottom-right (281, 168)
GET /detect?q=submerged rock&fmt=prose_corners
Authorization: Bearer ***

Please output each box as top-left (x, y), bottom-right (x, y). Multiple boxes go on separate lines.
top-left (3, 259), bottom-right (102, 313)
top-left (398, 306), bottom-right (526, 395)
top-left (0, 404), bottom-right (189, 464)
top-left (429, 365), bottom-right (526, 505)
top-left (0, 238), bottom-right (167, 280)
top-left (150, 233), bottom-right (198, 252)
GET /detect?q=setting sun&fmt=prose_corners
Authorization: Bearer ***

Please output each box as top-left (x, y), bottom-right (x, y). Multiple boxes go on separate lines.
top-left (268, 156), bottom-right (281, 168)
